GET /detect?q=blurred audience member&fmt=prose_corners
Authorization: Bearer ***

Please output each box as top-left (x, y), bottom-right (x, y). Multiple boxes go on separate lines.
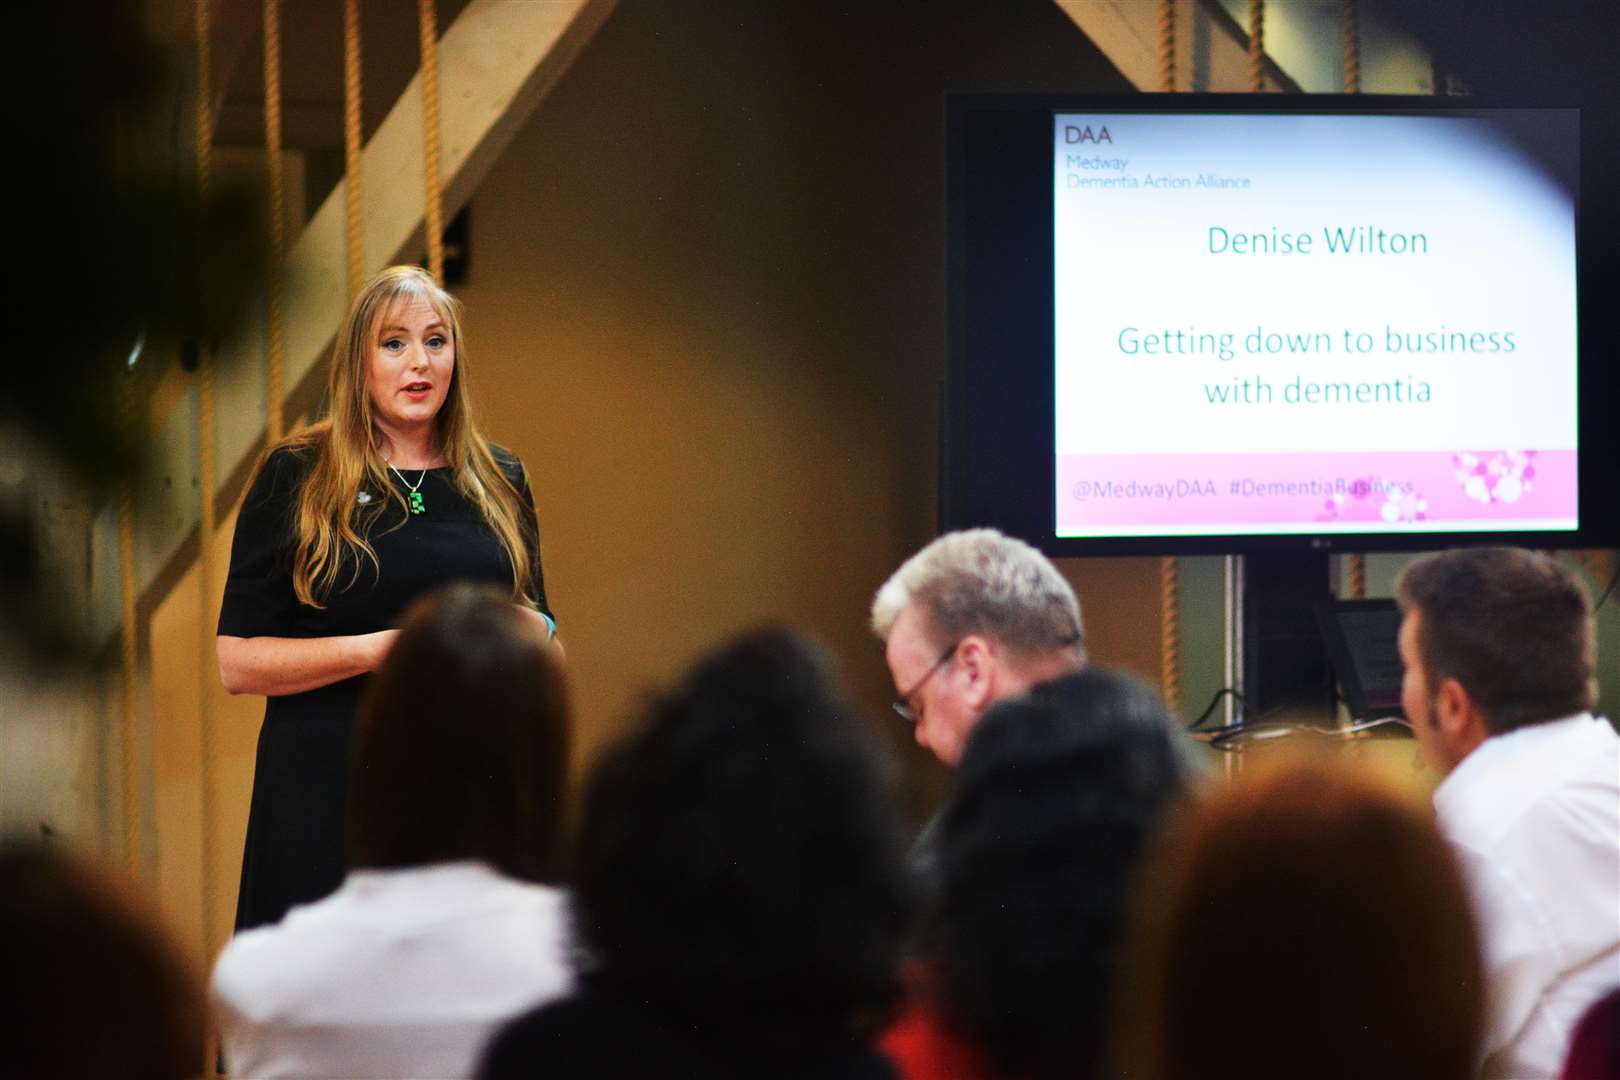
top-left (480, 628), bottom-right (911, 1080)
top-left (1397, 547), bottom-right (1618, 1079)
top-left (882, 668), bottom-right (1191, 1080)
top-left (1115, 756), bottom-right (1483, 1080)
top-left (871, 528), bottom-right (1085, 769)
top-left (1, 843), bottom-right (207, 1080)
top-left (212, 585), bottom-right (573, 1079)
top-left (1560, 987), bottom-right (1619, 1080)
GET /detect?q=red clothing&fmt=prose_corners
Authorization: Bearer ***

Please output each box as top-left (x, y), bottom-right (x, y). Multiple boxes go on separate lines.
top-left (1559, 988), bottom-right (1619, 1080)
top-left (880, 968), bottom-right (995, 1080)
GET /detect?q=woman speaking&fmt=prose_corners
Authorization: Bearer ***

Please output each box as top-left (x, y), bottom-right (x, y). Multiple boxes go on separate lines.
top-left (217, 264), bottom-right (556, 932)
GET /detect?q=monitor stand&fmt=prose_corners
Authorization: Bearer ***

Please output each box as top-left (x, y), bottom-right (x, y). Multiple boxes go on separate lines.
top-left (1223, 551), bottom-right (1337, 726)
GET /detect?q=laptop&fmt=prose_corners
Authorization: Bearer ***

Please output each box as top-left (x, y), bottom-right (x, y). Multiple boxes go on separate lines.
top-left (1315, 599), bottom-right (1407, 720)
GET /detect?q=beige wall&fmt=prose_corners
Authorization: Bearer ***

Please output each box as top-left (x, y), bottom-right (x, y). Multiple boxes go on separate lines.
top-left (147, 505), bottom-right (261, 964)
top-left (453, 1), bottom-right (1143, 811)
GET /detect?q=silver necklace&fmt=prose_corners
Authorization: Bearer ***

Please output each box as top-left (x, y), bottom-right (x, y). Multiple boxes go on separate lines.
top-left (388, 463), bottom-right (429, 515)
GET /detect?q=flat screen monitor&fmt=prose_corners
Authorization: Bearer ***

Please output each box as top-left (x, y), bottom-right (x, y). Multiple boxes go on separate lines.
top-left (944, 94), bottom-right (1617, 555)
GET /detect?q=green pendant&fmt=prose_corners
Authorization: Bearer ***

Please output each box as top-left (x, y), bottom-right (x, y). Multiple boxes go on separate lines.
top-left (409, 490), bottom-right (427, 515)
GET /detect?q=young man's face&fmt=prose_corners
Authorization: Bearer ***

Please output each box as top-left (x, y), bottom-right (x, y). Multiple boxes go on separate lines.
top-left (1398, 607), bottom-right (1450, 774)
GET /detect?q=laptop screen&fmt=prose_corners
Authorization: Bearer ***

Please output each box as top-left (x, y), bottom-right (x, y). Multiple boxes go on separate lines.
top-left (1318, 600), bottom-right (1405, 718)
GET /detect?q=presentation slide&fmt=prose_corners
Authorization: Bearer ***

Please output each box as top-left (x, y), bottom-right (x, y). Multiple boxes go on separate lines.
top-left (1053, 111), bottom-right (1578, 538)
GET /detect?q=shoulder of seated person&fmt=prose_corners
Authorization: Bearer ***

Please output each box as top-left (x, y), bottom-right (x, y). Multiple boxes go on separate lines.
top-left (210, 922), bottom-right (298, 1009)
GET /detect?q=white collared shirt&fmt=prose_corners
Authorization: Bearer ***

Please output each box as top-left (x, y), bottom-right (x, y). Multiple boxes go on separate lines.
top-left (212, 861), bottom-right (573, 1079)
top-left (1433, 713), bottom-right (1620, 1080)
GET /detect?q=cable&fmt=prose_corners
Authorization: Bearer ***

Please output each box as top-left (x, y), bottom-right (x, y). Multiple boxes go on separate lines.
top-left (1187, 687), bottom-right (1249, 731)
top-left (1204, 711), bottom-right (1410, 751)
top-left (1341, 715), bottom-right (1413, 735)
top-left (1201, 701), bottom-right (1289, 737)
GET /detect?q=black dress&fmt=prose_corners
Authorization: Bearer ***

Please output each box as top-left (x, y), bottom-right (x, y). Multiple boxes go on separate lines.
top-left (218, 444), bottom-right (552, 932)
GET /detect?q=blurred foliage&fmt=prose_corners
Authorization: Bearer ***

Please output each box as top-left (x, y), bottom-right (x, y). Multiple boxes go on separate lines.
top-left (3, 4), bottom-right (266, 667)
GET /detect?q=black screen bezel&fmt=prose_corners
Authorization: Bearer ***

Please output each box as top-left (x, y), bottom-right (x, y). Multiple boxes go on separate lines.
top-left (943, 93), bottom-right (1614, 557)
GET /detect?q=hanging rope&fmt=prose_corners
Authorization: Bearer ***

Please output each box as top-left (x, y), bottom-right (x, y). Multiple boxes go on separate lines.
top-left (264, 0), bottom-right (286, 442)
top-left (118, 375), bottom-right (141, 873)
top-left (194, 0), bottom-right (222, 963)
top-left (1342, 0), bottom-right (1361, 95)
top-left (343, 0), bottom-right (365, 297)
top-left (1248, 0), bottom-right (1266, 92)
top-left (418, 0), bottom-right (445, 282)
top-left (1340, 1), bottom-right (1363, 597)
top-left (1160, 555), bottom-right (1182, 714)
top-left (1154, 0), bottom-right (1183, 715)
top-left (1346, 553), bottom-right (1367, 599)
top-left (1157, 0), bottom-right (1175, 94)
top-left (195, 0), bottom-right (212, 191)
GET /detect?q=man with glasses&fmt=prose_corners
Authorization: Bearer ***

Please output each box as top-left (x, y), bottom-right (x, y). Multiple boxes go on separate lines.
top-left (871, 528), bottom-right (1086, 768)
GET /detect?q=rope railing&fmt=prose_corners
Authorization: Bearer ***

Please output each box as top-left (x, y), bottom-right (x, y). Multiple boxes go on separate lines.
top-left (1248, 0), bottom-right (1265, 92)
top-left (1342, 0), bottom-right (1361, 95)
top-left (1346, 553), bottom-right (1367, 599)
top-left (193, 0), bottom-right (222, 963)
top-left (118, 376), bottom-right (141, 873)
top-left (1160, 555), bottom-right (1182, 714)
top-left (264, 0), bottom-right (287, 443)
top-left (343, 0), bottom-right (365, 297)
top-left (1342, 0), bottom-right (1366, 599)
top-left (1158, 0), bottom-right (1175, 94)
top-left (1155, 0), bottom-right (1182, 715)
top-left (419, 0), bottom-right (445, 282)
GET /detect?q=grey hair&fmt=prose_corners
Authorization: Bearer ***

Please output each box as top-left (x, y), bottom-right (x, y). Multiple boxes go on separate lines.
top-left (871, 528), bottom-right (1085, 661)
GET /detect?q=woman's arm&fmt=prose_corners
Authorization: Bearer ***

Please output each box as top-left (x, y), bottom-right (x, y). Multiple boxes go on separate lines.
top-left (217, 630), bottom-right (398, 697)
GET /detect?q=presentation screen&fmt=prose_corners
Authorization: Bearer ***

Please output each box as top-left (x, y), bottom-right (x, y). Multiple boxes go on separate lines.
top-left (943, 95), bottom-right (1613, 555)
top-left (1053, 109), bottom-right (1576, 538)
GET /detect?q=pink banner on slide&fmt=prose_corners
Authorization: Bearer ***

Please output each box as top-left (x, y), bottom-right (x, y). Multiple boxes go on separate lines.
top-left (1056, 450), bottom-right (1577, 533)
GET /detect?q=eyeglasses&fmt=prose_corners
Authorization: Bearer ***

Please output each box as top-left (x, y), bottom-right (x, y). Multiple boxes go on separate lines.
top-left (892, 642), bottom-right (960, 724)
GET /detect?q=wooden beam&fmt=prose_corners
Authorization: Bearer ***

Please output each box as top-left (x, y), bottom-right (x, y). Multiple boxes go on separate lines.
top-left (1052, 0), bottom-right (1301, 93)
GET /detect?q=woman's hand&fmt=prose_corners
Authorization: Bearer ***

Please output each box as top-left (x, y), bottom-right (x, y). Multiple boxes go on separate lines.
top-left (218, 629), bottom-right (400, 697)
top-left (513, 605), bottom-right (564, 658)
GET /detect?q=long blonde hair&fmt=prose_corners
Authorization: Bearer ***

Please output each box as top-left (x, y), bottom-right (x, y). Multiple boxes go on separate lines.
top-left (266, 265), bottom-right (537, 608)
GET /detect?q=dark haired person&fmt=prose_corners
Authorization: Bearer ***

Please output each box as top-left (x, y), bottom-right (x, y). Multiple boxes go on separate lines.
top-left (882, 669), bottom-right (1191, 1080)
top-left (4, 844), bottom-right (207, 1080)
top-left (479, 628), bottom-right (912, 1080)
top-left (1115, 756), bottom-right (1484, 1080)
top-left (1396, 547), bottom-right (1618, 1079)
top-left (212, 586), bottom-right (572, 1079)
